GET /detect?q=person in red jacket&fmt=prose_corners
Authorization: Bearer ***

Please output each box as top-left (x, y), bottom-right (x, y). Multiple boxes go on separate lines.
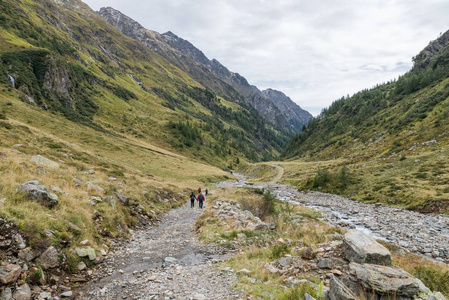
top-left (198, 186), bottom-right (201, 193)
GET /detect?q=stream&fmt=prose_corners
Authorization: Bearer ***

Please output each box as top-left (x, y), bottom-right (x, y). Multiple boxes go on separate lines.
top-left (217, 173), bottom-right (449, 264)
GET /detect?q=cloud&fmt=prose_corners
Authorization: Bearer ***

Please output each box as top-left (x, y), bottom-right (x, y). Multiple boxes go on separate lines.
top-left (83, 0), bottom-right (449, 115)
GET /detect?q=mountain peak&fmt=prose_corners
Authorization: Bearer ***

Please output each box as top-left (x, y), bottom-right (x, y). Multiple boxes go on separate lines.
top-left (414, 29), bottom-right (449, 69)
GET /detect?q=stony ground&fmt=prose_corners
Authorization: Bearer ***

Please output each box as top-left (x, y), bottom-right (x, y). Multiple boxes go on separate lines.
top-left (76, 203), bottom-right (243, 300)
top-left (218, 175), bottom-right (449, 264)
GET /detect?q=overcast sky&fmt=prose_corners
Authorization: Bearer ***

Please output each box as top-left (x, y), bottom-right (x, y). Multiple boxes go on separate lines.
top-left (83, 0), bottom-right (449, 116)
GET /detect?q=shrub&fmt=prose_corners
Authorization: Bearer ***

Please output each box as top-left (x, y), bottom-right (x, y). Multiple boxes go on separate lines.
top-left (313, 169), bottom-right (330, 187)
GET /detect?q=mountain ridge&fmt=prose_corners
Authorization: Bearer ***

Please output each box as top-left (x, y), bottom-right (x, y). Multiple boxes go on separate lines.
top-left (98, 6), bottom-right (312, 134)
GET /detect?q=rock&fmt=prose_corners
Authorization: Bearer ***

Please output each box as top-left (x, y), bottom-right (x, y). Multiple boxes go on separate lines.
top-left (75, 247), bottom-right (96, 260)
top-left (60, 291), bottom-right (73, 297)
top-left (0, 264), bottom-right (21, 284)
top-left (31, 155), bottom-right (59, 169)
top-left (0, 288), bottom-right (12, 300)
top-left (343, 229), bottom-right (392, 266)
top-left (80, 239), bottom-right (89, 246)
top-left (300, 247), bottom-right (315, 260)
top-left (29, 266), bottom-right (46, 285)
top-left (349, 262), bottom-right (419, 298)
top-left (417, 279), bottom-right (431, 293)
top-left (39, 292), bottom-right (51, 299)
top-left (50, 185), bottom-right (65, 194)
top-left (104, 196), bottom-right (117, 209)
top-left (164, 257), bottom-right (178, 264)
top-left (278, 257), bottom-right (293, 268)
top-left (19, 181), bottom-right (59, 208)
top-left (87, 182), bottom-right (105, 193)
top-left (236, 269), bottom-right (251, 275)
top-left (77, 261), bottom-right (87, 271)
top-left (36, 246), bottom-right (59, 269)
top-left (18, 247), bottom-right (41, 262)
top-left (114, 192), bottom-right (129, 206)
top-left (264, 263), bottom-right (280, 274)
top-left (318, 258), bottom-right (334, 269)
top-left (329, 275), bottom-right (358, 300)
top-left (251, 222), bottom-right (269, 232)
top-left (304, 294), bottom-right (316, 300)
top-left (193, 293), bottom-right (207, 300)
top-left (12, 233), bottom-right (26, 249)
top-left (12, 284), bottom-right (31, 300)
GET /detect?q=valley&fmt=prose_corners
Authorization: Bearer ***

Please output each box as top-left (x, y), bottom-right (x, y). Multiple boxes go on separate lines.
top-left (0, 0), bottom-right (449, 299)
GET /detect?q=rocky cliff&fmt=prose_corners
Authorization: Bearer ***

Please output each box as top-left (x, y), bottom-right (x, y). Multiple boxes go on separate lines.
top-left (263, 88), bottom-right (313, 132)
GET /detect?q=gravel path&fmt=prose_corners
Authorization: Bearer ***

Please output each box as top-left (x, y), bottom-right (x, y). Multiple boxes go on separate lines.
top-left (77, 203), bottom-right (242, 300)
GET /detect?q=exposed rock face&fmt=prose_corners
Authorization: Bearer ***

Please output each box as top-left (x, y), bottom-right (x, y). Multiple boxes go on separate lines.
top-left (262, 88), bottom-right (313, 132)
top-left (348, 262), bottom-right (420, 298)
top-left (343, 229), bottom-right (392, 266)
top-left (414, 29), bottom-right (449, 69)
top-left (98, 7), bottom-right (311, 134)
top-left (18, 181), bottom-right (59, 208)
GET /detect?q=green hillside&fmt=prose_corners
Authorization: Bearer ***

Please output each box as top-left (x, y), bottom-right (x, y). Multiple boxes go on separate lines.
top-left (0, 0), bottom-right (289, 170)
top-left (282, 30), bottom-right (449, 212)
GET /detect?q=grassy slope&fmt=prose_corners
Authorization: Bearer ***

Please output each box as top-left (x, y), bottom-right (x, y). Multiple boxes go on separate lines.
top-left (281, 34), bottom-right (449, 212)
top-left (0, 90), bottom-right (229, 269)
top-left (0, 0), bottom-right (288, 172)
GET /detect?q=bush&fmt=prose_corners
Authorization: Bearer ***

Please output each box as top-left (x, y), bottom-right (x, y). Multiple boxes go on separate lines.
top-left (313, 169), bottom-right (330, 187)
top-left (260, 189), bottom-right (276, 220)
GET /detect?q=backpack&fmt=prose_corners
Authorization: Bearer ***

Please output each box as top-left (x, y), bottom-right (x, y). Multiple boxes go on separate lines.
top-left (198, 194), bottom-right (204, 201)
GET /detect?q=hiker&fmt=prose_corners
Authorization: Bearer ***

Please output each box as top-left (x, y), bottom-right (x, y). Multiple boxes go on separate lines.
top-left (205, 188), bottom-right (209, 196)
top-left (198, 186), bottom-right (201, 193)
top-left (190, 192), bottom-right (196, 208)
top-left (197, 192), bottom-right (205, 209)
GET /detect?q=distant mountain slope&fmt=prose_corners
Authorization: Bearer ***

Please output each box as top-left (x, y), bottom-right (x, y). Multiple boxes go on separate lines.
top-left (262, 88), bottom-right (313, 132)
top-left (0, 0), bottom-right (295, 166)
top-left (98, 7), bottom-right (311, 134)
top-left (282, 29), bottom-right (449, 211)
top-left (284, 29), bottom-right (449, 160)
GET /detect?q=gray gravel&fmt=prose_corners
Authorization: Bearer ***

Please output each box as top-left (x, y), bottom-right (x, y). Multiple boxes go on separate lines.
top-left (77, 203), bottom-right (243, 300)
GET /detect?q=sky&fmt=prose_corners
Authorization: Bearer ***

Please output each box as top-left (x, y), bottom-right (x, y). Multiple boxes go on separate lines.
top-left (83, 0), bottom-right (449, 116)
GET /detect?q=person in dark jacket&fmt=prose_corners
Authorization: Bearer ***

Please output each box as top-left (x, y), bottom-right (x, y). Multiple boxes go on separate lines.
top-left (197, 192), bottom-right (205, 209)
top-left (190, 192), bottom-right (196, 208)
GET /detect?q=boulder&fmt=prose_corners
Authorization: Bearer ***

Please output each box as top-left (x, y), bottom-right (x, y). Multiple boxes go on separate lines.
top-left (0, 264), bottom-right (21, 284)
top-left (304, 294), bottom-right (316, 300)
top-left (114, 192), bottom-right (129, 206)
top-left (104, 196), bottom-right (117, 209)
top-left (36, 246), bottom-right (59, 269)
top-left (19, 181), bottom-right (59, 208)
top-left (0, 287), bottom-right (12, 300)
top-left (31, 155), bottom-right (59, 169)
top-left (329, 275), bottom-right (358, 300)
top-left (18, 247), bottom-right (43, 262)
top-left (12, 284), bottom-right (31, 300)
top-left (343, 229), bottom-right (391, 266)
top-left (75, 247), bottom-right (96, 260)
top-left (349, 262), bottom-right (420, 298)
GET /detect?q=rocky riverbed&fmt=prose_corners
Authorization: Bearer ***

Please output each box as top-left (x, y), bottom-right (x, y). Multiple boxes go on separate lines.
top-left (76, 203), bottom-right (243, 299)
top-left (217, 175), bottom-right (449, 264)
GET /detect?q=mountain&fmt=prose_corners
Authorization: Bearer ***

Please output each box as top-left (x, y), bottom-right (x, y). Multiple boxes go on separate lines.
top-left (282, 29), bottom-right (449, 212)
top-left (262, 88), bottom-right (313, 131)
top-left (0, 0), bottom-right (300, 166)
top-left (98, 7), bottom-right (311, 134)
